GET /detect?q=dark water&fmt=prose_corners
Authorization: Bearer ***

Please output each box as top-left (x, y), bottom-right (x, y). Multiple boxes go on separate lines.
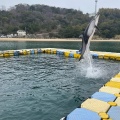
top-left (0, 41), bottom-right (120, 52)
top-left (0, 41), bottom-right (120, 120)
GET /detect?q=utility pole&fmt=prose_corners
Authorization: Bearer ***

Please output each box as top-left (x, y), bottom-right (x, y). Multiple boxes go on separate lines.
top-left (95, 0), bottom-right (98, 15)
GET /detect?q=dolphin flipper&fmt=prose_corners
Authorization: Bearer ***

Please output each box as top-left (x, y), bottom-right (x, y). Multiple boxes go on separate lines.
top-left (95, 25), bottom-right (99, 30)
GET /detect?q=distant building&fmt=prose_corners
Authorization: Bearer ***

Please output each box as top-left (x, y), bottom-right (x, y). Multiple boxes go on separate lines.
top-left (17, 30), bottom-right (26, 37)
top-left (14, 34), bottom-right (17, 37)
top-left (0, 35), bottom-right (6, 38)
top-left (7, 34), bottom-right (14, 38)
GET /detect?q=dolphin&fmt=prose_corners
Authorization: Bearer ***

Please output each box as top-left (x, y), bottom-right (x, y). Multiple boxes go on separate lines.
top-left (79, 13), bottom-right (100, 61)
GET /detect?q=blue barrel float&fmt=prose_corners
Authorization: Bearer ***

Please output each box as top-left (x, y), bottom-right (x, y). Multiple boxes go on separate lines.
top-left (30, 49), bottom-right (35, 54)
top-left (14, 50), bottom-right (20, 56)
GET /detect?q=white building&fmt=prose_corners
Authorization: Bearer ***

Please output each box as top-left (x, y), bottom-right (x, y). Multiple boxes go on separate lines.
top-left (7, 34), bottom-right (14, 38)
top-left (17, 30), bottom-right (26, 37)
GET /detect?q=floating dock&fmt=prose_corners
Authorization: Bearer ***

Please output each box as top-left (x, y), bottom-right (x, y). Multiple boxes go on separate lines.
top-left (61, 72), bottom-right (120, 120)
top-left (0, 48), bottom-right (120, 61)
top-left (0, 48), bottom-right (120, 119)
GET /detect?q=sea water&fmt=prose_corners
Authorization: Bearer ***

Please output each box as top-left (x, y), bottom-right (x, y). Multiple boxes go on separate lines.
top-left (0, 54), bottom-right (119, 120)
top-left (0, 41), bottom-right (120, 120)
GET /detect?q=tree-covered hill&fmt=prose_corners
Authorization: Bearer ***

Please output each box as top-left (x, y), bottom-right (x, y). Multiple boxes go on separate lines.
top-left (0, 4), bottom-right (120, 39)
top-left (99, 8), bottom-right (120, 38)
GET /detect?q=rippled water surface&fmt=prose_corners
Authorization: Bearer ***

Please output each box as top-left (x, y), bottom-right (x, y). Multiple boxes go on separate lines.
top-left (0, 41), bottom-right (120, 120)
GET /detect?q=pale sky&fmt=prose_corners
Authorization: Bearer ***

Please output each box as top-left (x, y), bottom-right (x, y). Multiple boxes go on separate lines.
top-left (0, 0), bottom-right (120, 13)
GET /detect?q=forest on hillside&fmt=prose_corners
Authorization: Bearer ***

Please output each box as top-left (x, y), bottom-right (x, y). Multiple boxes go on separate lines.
top-left (0, 4), bottom-right (120, 39)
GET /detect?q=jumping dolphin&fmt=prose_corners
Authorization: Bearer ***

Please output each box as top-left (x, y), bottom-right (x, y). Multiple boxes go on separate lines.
top-left (79, 13), bottom-right (100, 61)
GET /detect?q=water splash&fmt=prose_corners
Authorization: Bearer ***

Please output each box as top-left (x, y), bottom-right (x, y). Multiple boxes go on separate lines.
top-left (78, 59), bottom-right (102, 79)
top-left (79, 41), bottom-right (102, 79)
top-left (85, 65), bottom-right (102, 78)
top-left (83, 41), bottom-right (93, 67)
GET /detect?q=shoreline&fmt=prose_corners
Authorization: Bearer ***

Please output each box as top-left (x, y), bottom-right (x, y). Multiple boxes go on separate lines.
top-left (0, 38), bottom-right (120, 42)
